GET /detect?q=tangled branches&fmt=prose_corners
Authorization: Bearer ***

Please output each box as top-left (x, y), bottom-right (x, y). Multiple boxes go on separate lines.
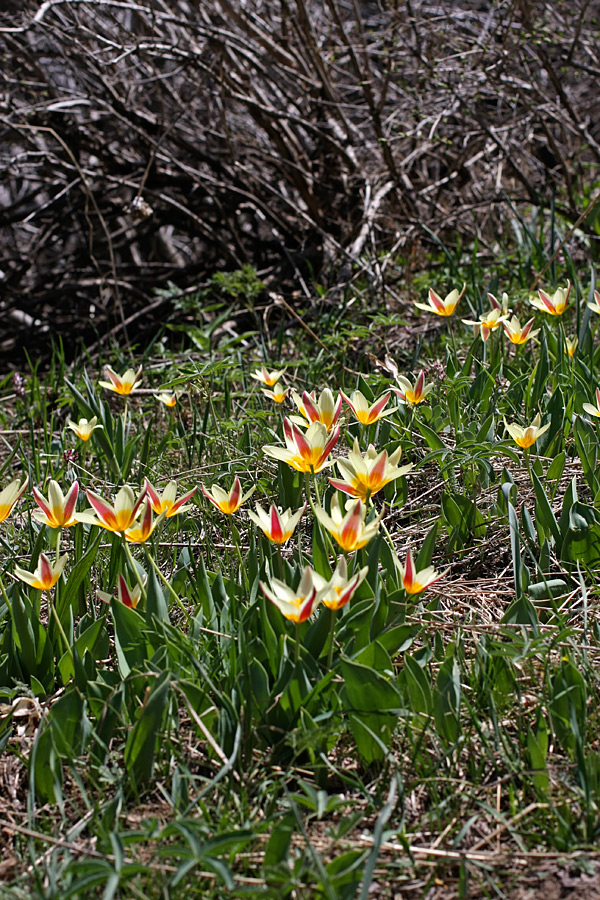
top-left (0, 0), bottom-right (599, 357)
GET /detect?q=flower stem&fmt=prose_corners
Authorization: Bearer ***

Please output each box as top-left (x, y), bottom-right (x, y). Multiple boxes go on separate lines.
top-left (304, 471), bottom-right (317, 517)
top-left (326, 607), bottom-right (337, 668)
top-left (448, 317), bottom-right (458, 360)
top-left (145, 548), bottom-right (192, 621)
top-left (122, 539), bottom-right (148, 605)
top-left (230, 518), bottom-right (249, 594)
top-left (49, 595), bottom-right (74, 664)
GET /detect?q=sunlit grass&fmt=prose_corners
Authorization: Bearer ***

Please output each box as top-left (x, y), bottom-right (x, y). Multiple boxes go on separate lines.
top-left (1, 261), bottom-right (600, 898)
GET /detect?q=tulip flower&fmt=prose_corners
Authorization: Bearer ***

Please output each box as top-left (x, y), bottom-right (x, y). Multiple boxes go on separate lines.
top-left (565, 336), bottom-right (578, 357)
top-left (462, 308), bottom-right (509, 341)
top-left (341, 390), bottom-right (396, 426)
top-left (392, 370), bottom-right (434, 406)
top-left (415, 284), bottom-right (465, 317)
top-left (313, 556), bottom-right (369, 611)
top-left (262, 382), bottom-right (290, 404)
top-left (587, 290), bottom-right (600, 315)
top-left (504, 414), bottom-right (550, 449)
top-left (67, 416), bottom-right (103, 441)
top-left (0, 475), bottom-right (29, 523)
top-left (250, 366), bottom-right (286, 387)
top-left (488, 291), bottom-right (511, 315)
top-left (314, 496), bottom-right (382, 553)
top-left (583, 388), bottom-right (600, 419)
top-left (248, 502), bottom-right (306, 544)
top-left (502, 315), bottom-right (540, 346)
top-left (529, 282), bottom-right (571, 316)
top-left (397, 548), bottom-right (448, 595)
top-left (329, 439), bottom-right (412, 502)
top-left (291, 388), bottom-right (342, 433)
top-left (76, 484), bottom-right (147, 533)
top-left (201, 475), bottom-right (255, 514)
top-left (32, 480), bottom-right (79, 529)
top-left (259, 567), bottom-right (319, 623)
top-left (154, 391), bottom-right (177, 407)
top-left (125, 501), bottom-right (163, 543)
top-left (99, 364), bottom-right (143, 395)
top-left (15, 552), bottom-right (68, 591)
top-left (98, 573), bottom-right (143, 609)
top-left (263, 418), bottom-right (340, 474)
top-left (144, 479), bottom-right (197, 518)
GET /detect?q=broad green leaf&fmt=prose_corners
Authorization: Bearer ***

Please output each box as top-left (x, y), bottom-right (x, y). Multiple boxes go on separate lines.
top-left (59, 529), bottom-right (102, 623)
top-left (124, 671), bottom-right (170, 786)
top-left (145, 562), bottom-right (169, 624)
top-left (416, 419), bottom-right (446, 451)
top-left (402, 654), bottom-right (433, 716)
top-left (341, 656), bottom-right (402, 764)
top-left (58, 619), bottom-right (105, 683)
top-left (433, 657), bottom-right (461, 743)
top-left (110, 598), bottom-right (148, 677)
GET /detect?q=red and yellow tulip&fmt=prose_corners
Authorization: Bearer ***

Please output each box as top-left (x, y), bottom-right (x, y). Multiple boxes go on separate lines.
top-left (67, 416), bottom-right (102, 441)
top-left (291, 388), bottom-right (342, 432)
top-left (77, 485), bottom-right (147, 533)
top-left (329, 439), bottom-right (412, 502)
top-left (314, 496), bottom-right (382, 553)
top-left (393, 370), bottom-right (434, 405)
top-left (144, 479), bottom-right (197, 517)
top-left (15, 552), bottom-right (68, 591)
top-left (99, 364), bottom-right (143, 395)
top-left (502, 315), bottom-right (540, 346)
top-left (341, 390), bottom-right (396, 426)
top-left (398, 548), bottom-right (448, 595)
top-left (504, 414), bottom-right (550, 449)
top-left (201, 476), bottom-right (255, 514)
top-left (263, 418), bottom-right (340, 474)
top-left (154, 391), bottom-right (178, 407)
top-left (0, 475), bottom-right (29, 523)
top-left (259, 567), bottom-right (319, 622)
top-left (415, 284), bottom-right (465, 317)
top-left (248, 502), bottom-right (306, 544)
top-left (313, 556), bottom-right (369, 611)
top-left (32, 480), bottom-right (79, 529)
top-left (463, 308), bottom-right (509, 341)
top-left (98, 573), bottom-right (143, 609)
top-left (250, 366), bottom-right (286, 387)
top-left (262, 382), bottom-right (290, 404)
top-left (529, 282), bottom-right (571, 316)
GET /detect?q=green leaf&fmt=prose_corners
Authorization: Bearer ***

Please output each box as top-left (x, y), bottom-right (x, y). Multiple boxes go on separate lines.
top-left (110, 598), bottom-right (148, 677)
top-left (502, 594), bottom-right (539, 633)
top-left (548, 658), bottom-right (586, 757)
top-left (124, 671), bottom-right (170, 786)
top-left (341, 656), bottom-right (402, 764)
top-left (433, 657), bottom-right (461, 743)
top-left (546, 450), bottom-right (566, 482)
top-left (402, 654), bottom-right (433, 716)
top-left (416, 419), bottom-right (447, 451)
top-left (58, 619), bottom-right (105, 683)
top-left (58, 529), bottom-right (102, 623)
top-left (31, 688), bottom-right (89, 802)
top-left (528, 579), bottom-right (568, 602)
top-left (312, 519), bottom-right (331, 578)
top-left (263, 813), bottom-right (295, 867)
top-left (504, 490), bottom-right (525, 596)
top-left (248, 658), bottom-right (271, 713)
top-left (416, 522), bottom-right (438, 570)
top-left (145, 563), bottom-right (169, 625)
top-left (531, 470), bottom-right (561, 548)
